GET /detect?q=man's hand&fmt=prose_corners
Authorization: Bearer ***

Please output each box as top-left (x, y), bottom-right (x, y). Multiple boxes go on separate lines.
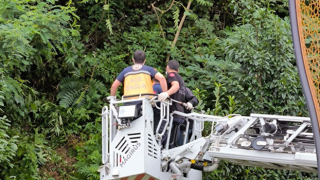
top-left (185, 102), bottom-right (193, 110)
top-left (158, 92), bottom-right (169, 101)
top-left (107, 96), bottom-right (116, 101)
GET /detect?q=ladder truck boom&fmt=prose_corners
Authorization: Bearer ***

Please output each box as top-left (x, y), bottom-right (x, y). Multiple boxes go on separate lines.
top-left (99, 95), bottom-right (317, 180)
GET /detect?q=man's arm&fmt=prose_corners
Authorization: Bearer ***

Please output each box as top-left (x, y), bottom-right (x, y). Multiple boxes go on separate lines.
top-left (110, 79), bottom-right (121, 96)
top-left (155, 72), bottom-right (167, 92)
top-left (167, 81), bottom-right (179, 95)
top-left (158, 81), bottom-right (179, 101)
top-left (186, 88), bottom-right (199, 106)
top-left (188, 96), bottom-right (199, 106)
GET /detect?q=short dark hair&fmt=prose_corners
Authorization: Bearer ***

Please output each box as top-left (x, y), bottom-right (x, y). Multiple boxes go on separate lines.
top-left (133, 50), bottom-right (146, 63)
top-left (168, 60), bottom-right (179, 71)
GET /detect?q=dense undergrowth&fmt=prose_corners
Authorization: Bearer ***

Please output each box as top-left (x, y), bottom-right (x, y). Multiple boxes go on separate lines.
top-left (0, 0), bottom-right (317, 179)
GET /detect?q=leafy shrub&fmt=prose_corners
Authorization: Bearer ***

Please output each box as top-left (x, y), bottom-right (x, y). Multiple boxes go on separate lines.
top-left (1, 129), bottom-right (49, 179)
top-left (73, 118), bottom-right (102, 179)
top-left (0, 116), bottom-right (18, 169)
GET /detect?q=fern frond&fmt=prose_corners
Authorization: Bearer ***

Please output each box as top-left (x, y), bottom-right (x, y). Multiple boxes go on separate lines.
top-left (59, 89), bottom-right (82, 108)
top-left (1, 77), bottom-right (25, 106)
top-left (195, 0), bottom-right (213, 6)
top-left (0, 90), bottom-right (4, 110)
top-left (60, 76), bottom-right (85, 89)
top-left (74, 90), bottom-right (86, 108)
top-left (89, 79), bottom-right (106, 93)
top-left (58, 77), bottom-right (85, 108)
top-left (76, 97), bottom-right (87, 108)
top-left (0, 116), bottom-right (18, 168)
top-left (173, 6), bottom-right (180, 30)
top-left (73, 69), bottom-right (82, 77)
top-left (65, 81), bottom-right (85, 92)
top-left (58, 77), bottom-right (105, 108)
top-left (103, 4), bottom-right (109, 11)
top-left (106, 19), bottom-right (113, 35)
top-left (58, 85), bottom-right (83, 104)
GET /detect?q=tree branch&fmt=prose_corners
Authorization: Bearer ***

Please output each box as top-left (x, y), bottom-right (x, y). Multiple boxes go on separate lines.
top-left (151, 3), bottom-right (165, 39)
top-left (161, 0), bottom-right (175, 13)
top-left (165, 0), bottom-right (192, 62)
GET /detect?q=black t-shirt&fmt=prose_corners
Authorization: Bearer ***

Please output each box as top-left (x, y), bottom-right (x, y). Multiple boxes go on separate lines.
top-left (167, 72), bottom-right (199, 129)
top-left (167, 72), bottom-right (186, 116)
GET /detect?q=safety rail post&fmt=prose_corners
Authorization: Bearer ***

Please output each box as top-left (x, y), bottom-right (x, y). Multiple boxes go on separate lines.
top-left (102, 106), bottom-right (109, 164)
top-left (155, 100), bottom-right (172, 148)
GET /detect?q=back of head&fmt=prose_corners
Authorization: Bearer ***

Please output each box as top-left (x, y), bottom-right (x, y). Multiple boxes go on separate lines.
top-left (133, 50), bottom-right (146, 63)
top-left (168, 60), bottom-right (179, 71)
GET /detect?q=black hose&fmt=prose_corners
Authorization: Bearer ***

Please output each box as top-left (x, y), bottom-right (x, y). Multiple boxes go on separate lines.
top-left (190, 164), bottom-right (204, 171)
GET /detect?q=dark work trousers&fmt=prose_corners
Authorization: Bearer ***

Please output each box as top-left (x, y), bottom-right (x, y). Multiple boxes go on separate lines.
top-left (153, 106), bottom-right (161, 133)
top-left (169, 117), bottom-right (185, 148)
top-left (155, 116), bottom-right (185, 148)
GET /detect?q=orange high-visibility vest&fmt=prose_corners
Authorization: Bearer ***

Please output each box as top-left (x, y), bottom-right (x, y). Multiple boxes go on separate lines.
top-left (123, 72), bottom-right (154, 96)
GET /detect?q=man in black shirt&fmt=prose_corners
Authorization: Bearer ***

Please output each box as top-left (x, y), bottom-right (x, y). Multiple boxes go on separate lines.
top-left (158, 60), bottom-right (198, 147)
top-left (159, 60), bottom-right (198, 116)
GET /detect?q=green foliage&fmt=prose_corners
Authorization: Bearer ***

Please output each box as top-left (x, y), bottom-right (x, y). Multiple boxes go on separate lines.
top-left (192, 88), bottom-right (207, 111)
top-left (196, 0), bottom-right (213, 6)
top-left (106, 19), bottom-right (113, 35)
top-left (179, 2), bottom-right (306, 116)
top-left (0, 116), bottom-right (18, 169)
top-left (173, 5), bottom-right (180, 30)
top-left (0, 0), bottom-right (80, 72)
top-left (0, 73), bottom-right (27, 119)
top-left (74, 118), bottom-right (102, 179)
top-left (58, 76), bottom-right (105, 108)
top-left (58, 76), bottom-right (86, 108)
top-left (0, 0), bottom-right (316, 179)
top-left (1, 129), bottom-right (49, 179)
top-left (122, 27), bottom-right (169, 68)
top-left (220, 7), bottom-right (304, 115)
top-left (204, 161), bottom-right (318, 180)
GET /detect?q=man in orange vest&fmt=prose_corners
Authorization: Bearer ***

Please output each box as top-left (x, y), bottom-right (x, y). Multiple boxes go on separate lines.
top-left (109, 50), bottom-right (167, 100)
